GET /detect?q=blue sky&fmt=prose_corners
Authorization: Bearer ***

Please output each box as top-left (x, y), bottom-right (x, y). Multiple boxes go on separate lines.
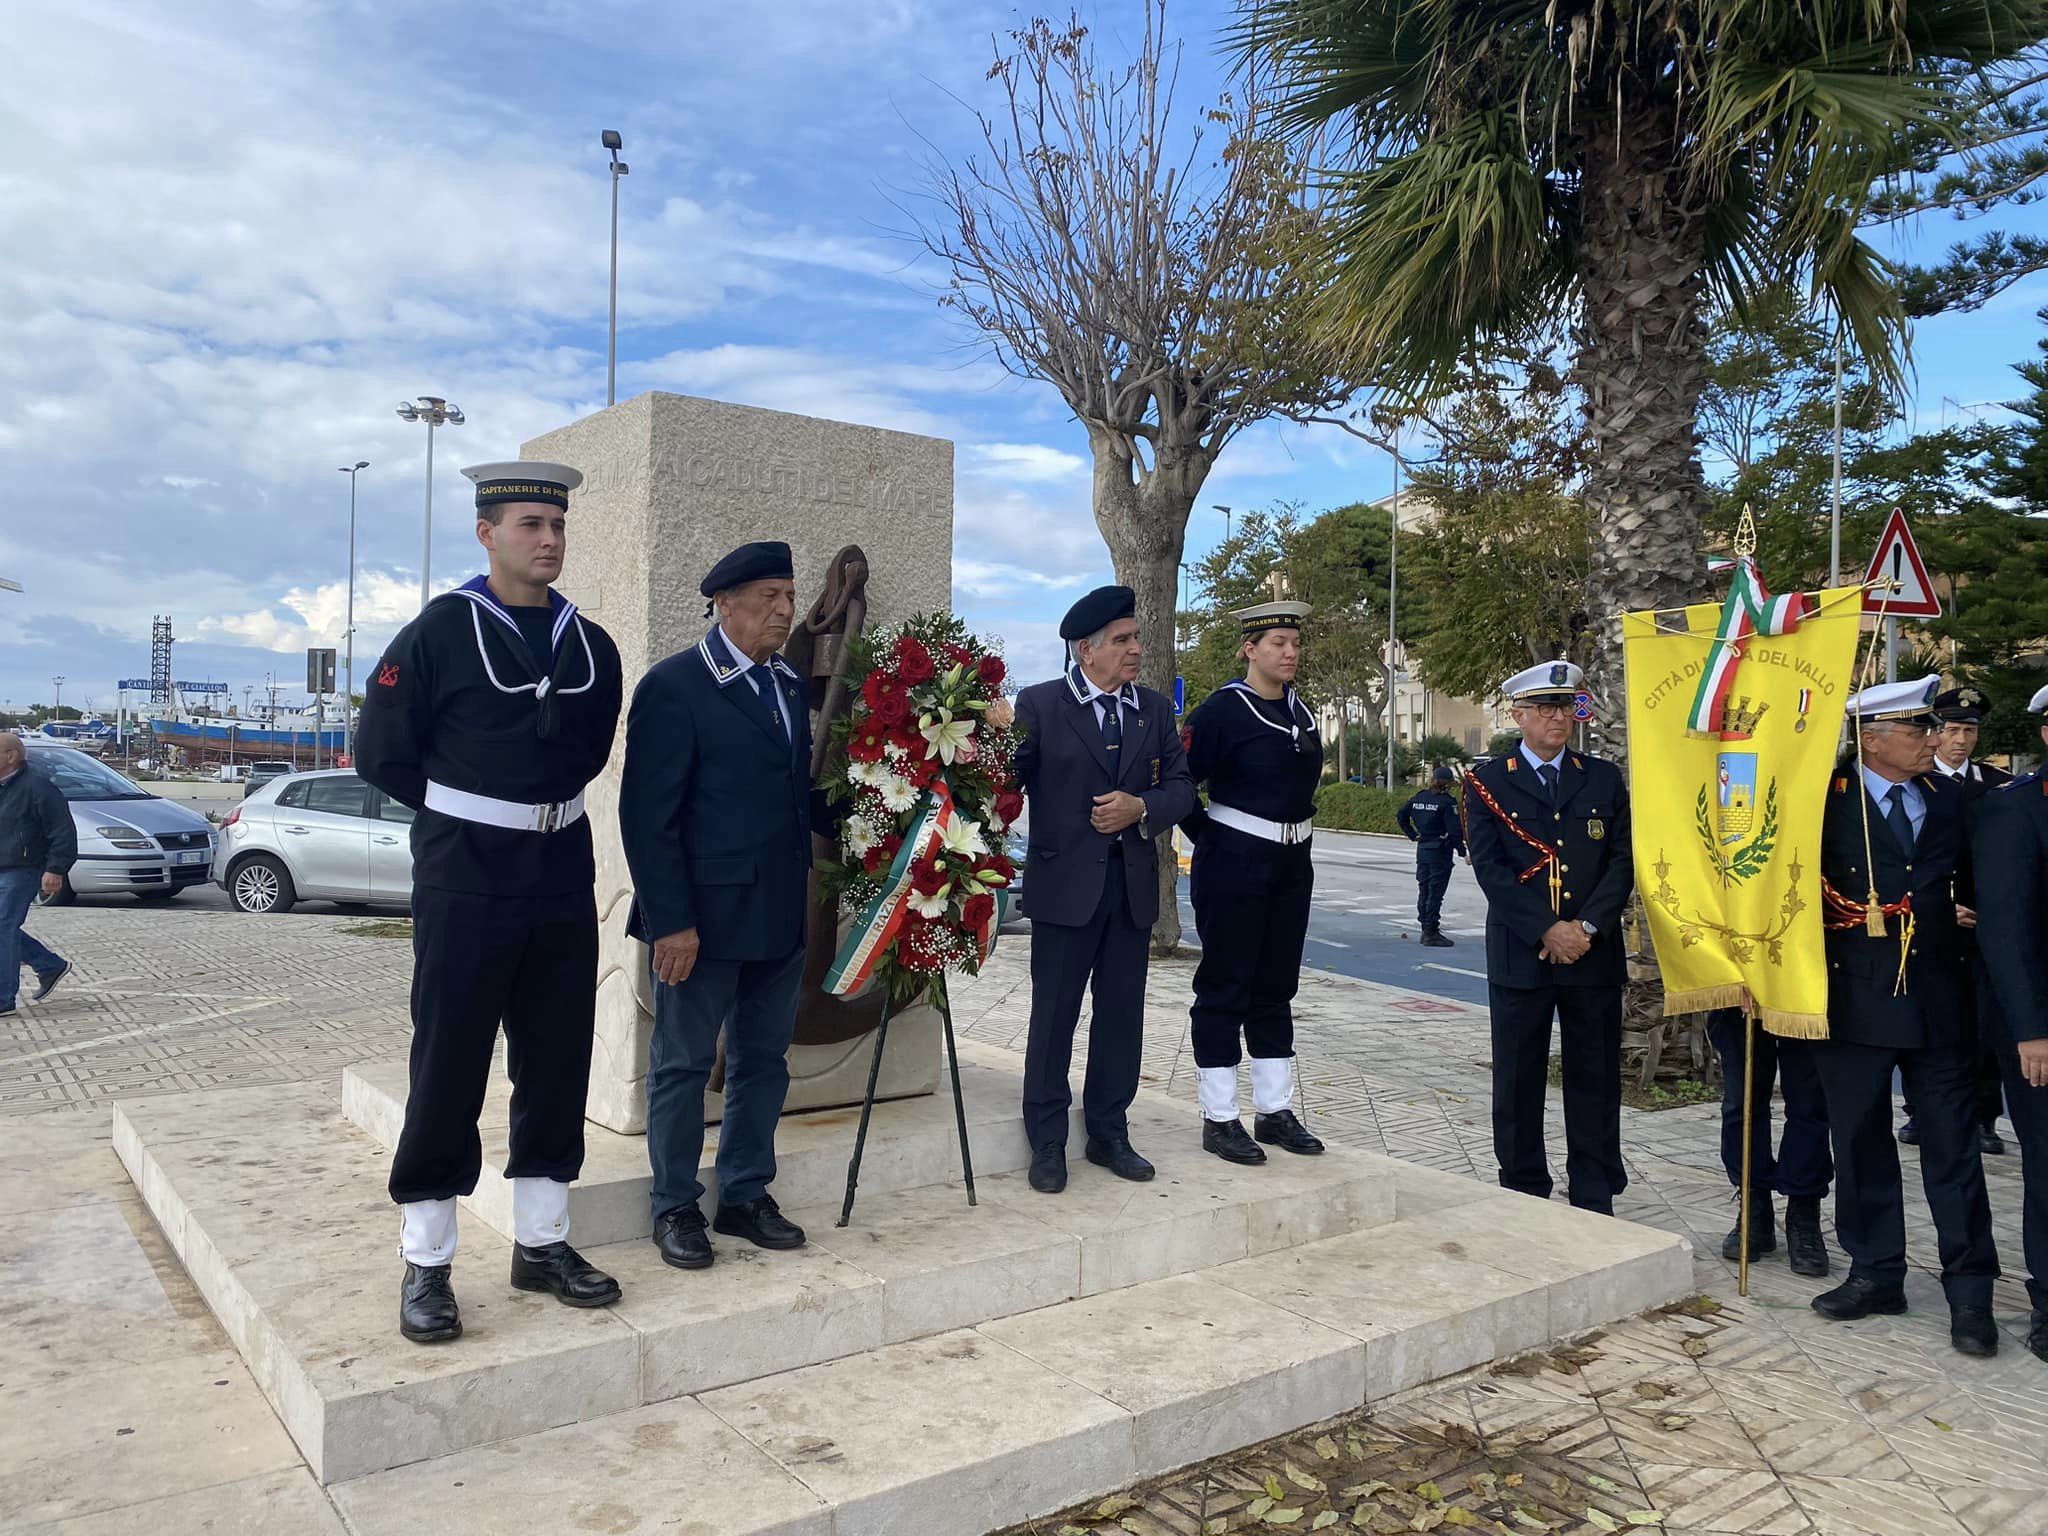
top-left (2, 0), bottom-right (2043, 716)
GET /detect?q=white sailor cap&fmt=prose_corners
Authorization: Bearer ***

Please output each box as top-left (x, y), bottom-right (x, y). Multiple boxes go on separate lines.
top-left (461, 460), bottom-right (584, 512)
top-left (1502, 660), bottom-right (1583, 704)
top-left (1846, 675), bottom-right (1939, 724)
top-left (1233, 600), bottom-right (1310, 637)
top-left (2027, 682), bottom-right (2048, 714)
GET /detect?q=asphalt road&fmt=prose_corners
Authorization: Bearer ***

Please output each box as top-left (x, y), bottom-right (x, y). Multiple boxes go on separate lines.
top-left (61, 827), bottom-right (1492, 1005)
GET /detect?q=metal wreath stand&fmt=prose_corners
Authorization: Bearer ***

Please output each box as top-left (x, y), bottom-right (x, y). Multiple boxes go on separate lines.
top-left (837, 976), bottom-right (978, 1227)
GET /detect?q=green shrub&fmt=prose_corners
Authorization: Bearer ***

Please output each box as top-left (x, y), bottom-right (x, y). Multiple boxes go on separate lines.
top-left (1313, 781), bottom-right (1441, 835)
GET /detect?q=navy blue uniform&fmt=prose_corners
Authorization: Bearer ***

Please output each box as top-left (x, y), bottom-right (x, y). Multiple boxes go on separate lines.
top-left (1183, 682), bottom-right (1321, 1068)
top-left (356, 580), bottom-right (623, 1205)
top-left (1706, 1006), bottom-right (1831, 1201)
top-left (619, 627), bottom-right (814, 1218)
top-left (1462, 748), bottom-right (1634, 1212)
top-left (1014, 667), bottom-right (1197, 1149)
top-left (1397, 783), bottom-right (1465, 933)
top-left (1973, 772), bottom-right (2048, 1313)
top-left (1813, 770), bottom-right (1997, 1307)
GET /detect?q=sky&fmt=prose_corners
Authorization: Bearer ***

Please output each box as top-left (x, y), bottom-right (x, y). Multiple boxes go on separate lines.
top-left (3, 0), bottom-right (2045, 717)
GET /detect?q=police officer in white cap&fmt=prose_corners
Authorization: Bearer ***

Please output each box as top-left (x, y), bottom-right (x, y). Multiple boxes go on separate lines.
top-left (1181, 601), bottom-right (1326, 1164)
top-left (357, 460), bottom-right (626, 1343)
top-left (1808, 675), bottom-right (1999, 1358)
top-left (1462, 662), bottom-right (1633, 1214)
top-left (1966, 680), bottom-right (2048, 1364)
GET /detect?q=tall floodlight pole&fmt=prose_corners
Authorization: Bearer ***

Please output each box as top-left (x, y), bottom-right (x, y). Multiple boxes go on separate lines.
top-left (395, 397), bottom-right (464, 610)
top-left (602, 130), bottom-right (629, 407)
top-left (1386, 432), bottom-right (1401, 790)
top-left (338, 461), bottom-right (369, 763)
top-left (1830, 326), bottom-right (1845, 587)
top-left (51, 676), bottom-right (65, 721)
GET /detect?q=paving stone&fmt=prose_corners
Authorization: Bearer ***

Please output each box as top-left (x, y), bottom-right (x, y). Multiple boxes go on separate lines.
top-left (3, 1468), bottom-right (347, 1535)
top-left (1784, 1473), bottom-right (1974, 1536)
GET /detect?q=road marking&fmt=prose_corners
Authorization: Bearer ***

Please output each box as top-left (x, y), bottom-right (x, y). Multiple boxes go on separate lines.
top-left (1418, 963), bottom-right (1489, 980)
top-left (1306, 936), bottom-right (1351, 949)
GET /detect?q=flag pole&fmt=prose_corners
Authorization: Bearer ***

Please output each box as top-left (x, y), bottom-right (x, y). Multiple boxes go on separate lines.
top-left (1738, 994), bottom-right (1756, 1299)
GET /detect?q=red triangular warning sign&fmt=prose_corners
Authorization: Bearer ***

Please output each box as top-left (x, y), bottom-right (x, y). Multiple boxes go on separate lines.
top-left (1862, 507), bottom-right (1942, 618)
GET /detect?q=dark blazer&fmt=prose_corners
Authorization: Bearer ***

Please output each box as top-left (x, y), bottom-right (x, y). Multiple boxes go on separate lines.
top-left (1969, 773), bottom-right (2048, 1046)
top-left (1013, 672), bottom-right (1197, 928)
top-left (1462, 748), bottom-right (1633, 989)
top-left (619, 628), bottom-right (814, 962)
top-left (0, 763), bottom-right (77, 876)
top-left (1820, 769), bottom-right (1970, 1051)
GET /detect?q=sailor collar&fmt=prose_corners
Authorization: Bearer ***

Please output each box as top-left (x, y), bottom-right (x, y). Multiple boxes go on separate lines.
top-left (699, 626), bottom-right (800, 690)
top-left (1222, 679), bottom-right (1314, 744)
top-left (442, 575), bottom-right (594, 699)
top-left (1066, 665), bottom-right (1139, 713)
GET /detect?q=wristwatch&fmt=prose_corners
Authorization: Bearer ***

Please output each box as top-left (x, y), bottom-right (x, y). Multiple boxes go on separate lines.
top-left (1580, 920), bottom-right (1598, 937)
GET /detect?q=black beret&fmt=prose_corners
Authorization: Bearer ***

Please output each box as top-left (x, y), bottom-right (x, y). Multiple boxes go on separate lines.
top-left (700, 541), bottom-right (795, 600)
top-left (1930, 685), bottom-right (1988, 724)
top-left (1059, 584), bottom-right (1136, 642)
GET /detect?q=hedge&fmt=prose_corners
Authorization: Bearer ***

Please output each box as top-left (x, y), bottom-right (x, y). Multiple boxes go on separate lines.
top-left (1312, 781), bottom-right (1448, 836)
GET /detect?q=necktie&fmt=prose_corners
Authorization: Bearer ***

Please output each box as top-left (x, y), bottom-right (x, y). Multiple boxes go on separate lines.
top-left (1884, 784), bottom-right (1915, 855)
top-left (754, 669), bottom-right (786, 739)
top-left (1099, 695), bottom-right (1123, 757)
top-left (1537, 762), bottom-right (1558, 807)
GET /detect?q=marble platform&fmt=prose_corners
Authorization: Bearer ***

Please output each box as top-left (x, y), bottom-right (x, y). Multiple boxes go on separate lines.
top-left (114, 1045), bottom-right (1693, 1533)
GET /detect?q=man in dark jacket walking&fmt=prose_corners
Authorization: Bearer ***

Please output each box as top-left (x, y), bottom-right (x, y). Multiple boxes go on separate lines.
top-left (0, 735), bottom-right (77, 1017)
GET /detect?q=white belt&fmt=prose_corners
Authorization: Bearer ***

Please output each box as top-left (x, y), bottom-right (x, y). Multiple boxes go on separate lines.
top-left (1207, 804), bottom-right (1313, 846)
top-left (424, 780), bottom-right (586, 833)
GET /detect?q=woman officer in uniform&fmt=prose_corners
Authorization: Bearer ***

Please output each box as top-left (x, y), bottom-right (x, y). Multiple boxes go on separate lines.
top-left (1182, 601), bottom-right (1326, 1164)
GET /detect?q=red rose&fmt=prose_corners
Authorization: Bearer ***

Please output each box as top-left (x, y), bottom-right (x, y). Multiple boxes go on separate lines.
top-left (872, 690), bottom-right (910, 728)
top-left (994, 788), bottom-right (1025, 827)
top-left (961, 892), bottom-right (995, 932)
top-left (895, 637), bottom-right (936, 684)
top-left (945, 643), bottom-right (974, 669)
top-left (909, 856), bottom-right (948, 898)
top-left (977, 653), bottom-right (1006, 689)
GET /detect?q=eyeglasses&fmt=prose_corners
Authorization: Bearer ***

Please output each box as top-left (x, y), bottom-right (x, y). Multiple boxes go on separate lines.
top-left (1515, 702), bottom-right (1574, 719)
top-left (1869, 720), bottom-right (1936, 737)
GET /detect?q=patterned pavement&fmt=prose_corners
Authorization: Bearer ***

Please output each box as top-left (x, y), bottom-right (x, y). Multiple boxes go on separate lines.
top-left (4, 903), bottom-right (2047, 1535)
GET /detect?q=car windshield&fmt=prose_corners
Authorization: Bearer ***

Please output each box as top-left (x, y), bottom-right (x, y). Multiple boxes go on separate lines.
top-left (32, 749), bottom-right (156, 801)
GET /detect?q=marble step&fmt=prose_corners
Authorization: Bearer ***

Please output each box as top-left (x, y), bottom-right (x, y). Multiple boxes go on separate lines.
top-left (341, 1040), bottom-right (1085, 1248)
top-left (327, 1201), bottom-right (1695, 1536)
top-left (113, 1070), bottom-right (1399, 1484)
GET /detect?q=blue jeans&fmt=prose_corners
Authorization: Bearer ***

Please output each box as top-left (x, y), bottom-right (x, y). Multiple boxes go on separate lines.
top-left (0, 867), bottom-right (65, 1011)
top-left (646, 943), bottom-right (804, 1217)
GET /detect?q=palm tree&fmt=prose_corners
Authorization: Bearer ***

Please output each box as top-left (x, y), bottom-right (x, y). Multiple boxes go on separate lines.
top-left (1236, 0), bottom-right (2048, 724)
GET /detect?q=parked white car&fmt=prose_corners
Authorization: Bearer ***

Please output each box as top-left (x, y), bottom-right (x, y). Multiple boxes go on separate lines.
top-left (213, 769), bottom-right (413, 914)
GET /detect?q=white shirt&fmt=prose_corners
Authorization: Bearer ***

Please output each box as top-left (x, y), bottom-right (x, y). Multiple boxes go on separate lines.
top-left (1071, 668), bottom-right (1137, 731)
top-left (719, 625), bottom-right (788, 738)
top-left (1931, 756), bottom-right (1980, 783)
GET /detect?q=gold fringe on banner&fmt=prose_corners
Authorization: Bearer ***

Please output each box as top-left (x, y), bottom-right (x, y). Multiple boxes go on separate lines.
top-left (1663, 984), bottom-right (1749, 1016)
top-left (1763, 1010), bottom-right (1831, 1040)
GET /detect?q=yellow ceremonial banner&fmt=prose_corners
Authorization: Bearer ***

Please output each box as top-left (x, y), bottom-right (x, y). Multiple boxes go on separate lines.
top-left (1620, 582), bottom-right (1866, 1039)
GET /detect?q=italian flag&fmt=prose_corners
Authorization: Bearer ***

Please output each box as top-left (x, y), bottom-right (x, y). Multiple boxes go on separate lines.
top-left (1685, 556), bottom-right (1813, 738)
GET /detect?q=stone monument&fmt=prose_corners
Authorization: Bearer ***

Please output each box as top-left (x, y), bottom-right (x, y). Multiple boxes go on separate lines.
top-left (523, 393), bottom-right (954, 1134)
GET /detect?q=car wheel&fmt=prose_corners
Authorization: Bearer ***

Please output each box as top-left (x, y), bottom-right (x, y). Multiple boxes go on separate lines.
top-left (230, 855), bottom-right (296, 915)
top-left (135, 888), bottom-right (182, 902)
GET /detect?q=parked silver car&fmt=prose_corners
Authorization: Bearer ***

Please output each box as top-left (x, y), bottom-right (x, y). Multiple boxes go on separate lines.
top-left (22, 744), bottom-right (218, 902)
top-left (213, 769), bottom-right (413, 913)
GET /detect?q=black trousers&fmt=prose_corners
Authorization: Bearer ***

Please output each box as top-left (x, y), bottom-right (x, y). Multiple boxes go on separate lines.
top-left (1812, 1039), bottom-right (1998, 1303)
top-left (1189, 830), bottom-right (1313, 1067)
top-left (389, 885), bottom-right (599, 1204)
top-left (1706, 1008), bottom-right (1832, 1199)
top-left (1024, 856), bottom-right (1148, 1148)
top-left (1415, 849), bottom-right (1453, 931)
top-left (1997, 1044), bottom-right (2048, 1313)
top-left (1489, 982), bottom-right (1625, 1213)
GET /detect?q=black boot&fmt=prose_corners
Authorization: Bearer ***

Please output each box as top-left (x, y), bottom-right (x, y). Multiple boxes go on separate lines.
top-left (1421, 929), bottom-right (1455, 948)
top-left (510, 1242), bottom-right (622, 1307)
top-left (1784, 1196), bottom-right (1829, 1277)
top-left (1202, 1118), bottom-right (1266, 1165)
top-left (1896, 1117), bottom-right (1921, 1146)
top-left (1812, 1275), bottom-right (1908, 1320)
top-left (1720, 1189), bottom-right (1776, 1262)
top-left (2027, 1310), bottom-right (2048, 1364)
top-left (399, 1262), bottom-right (462, 1344)
top-left (1254, 1109), bottom-right (1325, 1155)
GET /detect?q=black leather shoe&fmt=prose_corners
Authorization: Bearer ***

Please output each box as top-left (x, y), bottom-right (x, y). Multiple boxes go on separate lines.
top-left (712, 1195), bottom-right (806, 1250)
top-left (1420, 929), bottom-right (1455, 948)
top-left (1980, 1126), bottom-right (2007, 1156)
top-left (1721, 1193), bottom-right (1776, 1262)
top-left (399, 1261), bottom-right (462, 1343)
top-left (1951, 1305), bottom-right (1999, 1358)
top-left (1085, 1136), bottom-right (1155, 1182)
top-left (1784, 1195), bottom-right (1830, 1277)
top-left (1255, 1109), bottom-right (1325, 1155)
top-left (653, 1205), bottom-right (713, 1270)
top-left (1812, 1276), bottom-right (1908, 1321)
top-left (2026, 1310), bottom-right (2048, 1364)
top-left (1897, 1117), bottom-right (1921, 1146)
top-left (1028, 1144), bottom-right (1067, 1193)
top-left (511, 1242), bottom-right (622, 1307)
top-left (1203, 1118), bottom-right (1266, 1165)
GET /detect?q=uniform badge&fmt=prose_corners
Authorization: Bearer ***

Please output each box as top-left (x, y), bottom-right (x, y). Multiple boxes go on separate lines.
top-left (1587, 818), bottom-right (1605, 840)
top-left (377, 662), bottom-right (400, 687)
top-left (1549, 663), bottom-right (1569, 686)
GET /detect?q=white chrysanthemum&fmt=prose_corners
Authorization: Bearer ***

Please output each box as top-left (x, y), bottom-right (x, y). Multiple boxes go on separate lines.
top-left (938, 815), bottom-right (987, 861)
top-left (877, 775), bottom-right (918, 813)
top-left (847, 759), bottom-right (885, 788)
top-left (908, 888), bottom-right (949, 919)
top-left (845, 816), bottom-right (879, 858)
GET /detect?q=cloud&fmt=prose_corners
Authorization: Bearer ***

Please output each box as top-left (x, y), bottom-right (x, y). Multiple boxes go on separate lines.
top-left (963, 442), bottom-right (1089, 482)
top-left (194, 571), bottom-right (453, 657)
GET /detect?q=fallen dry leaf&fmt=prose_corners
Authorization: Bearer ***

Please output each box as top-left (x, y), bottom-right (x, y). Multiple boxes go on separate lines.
top-left (1312, 1514), bottom-right (1341, 1532)
top-left (1267, 1476), bottom-right (1289, 1503)
top-left (1631, 1381), bottom-right (1675, 1401)
top-left (1584, 1510), bottom-right (1621, 1533)
top-left (1251, 1496), bottom-right (1277, 1519)
top-left (1658, 1414), bottom-right (1694, 1431)
top-left (1316, 1436), bottom-right (1342, 1462)
top-left (1287, 1465), bottom-right (1328, 1495)
top-left (1681, 1336), bottom-right (1710, 1359)
top-left (1266, 1508), bottom-right (1305, 1527)
top-left (1503, 1474), bottom-right (1524, 1490)
top-left (1095, 1496), bottom-right (1142, 1519)
top-left (1623, 1513), bottom-right (1665, 1527)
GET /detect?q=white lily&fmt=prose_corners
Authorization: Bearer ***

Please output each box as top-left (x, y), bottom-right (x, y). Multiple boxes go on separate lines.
top-left (921, 708), bottom-right (977, 764)
top-left (938, 815), bottom-right (987, 861)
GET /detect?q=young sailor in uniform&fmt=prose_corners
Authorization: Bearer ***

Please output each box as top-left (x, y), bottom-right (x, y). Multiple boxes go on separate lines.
top-left (1181, 601), bottom-right (1326, 1164)
top-left (356, 459), bottom-right (625, 1344)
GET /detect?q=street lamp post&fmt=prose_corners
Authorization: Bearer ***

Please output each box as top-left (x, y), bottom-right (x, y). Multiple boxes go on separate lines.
top-left (395, 397), bottom-right (464, 610)
top-left (337, 461), bottom-right (369, 764)
top-left (602, 131), bottom-right (629, 407)
top-left (51, 675), bottom-right (65, 722)
top-left (1213, 503), bottom-right (1233, 546)
top-left (1386, 429), bottom-right (1401, 790)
